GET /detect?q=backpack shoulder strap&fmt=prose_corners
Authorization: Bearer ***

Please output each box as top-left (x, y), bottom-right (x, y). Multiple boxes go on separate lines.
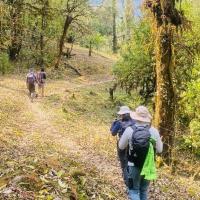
top-left (130, 125), bottom-right (137, 133)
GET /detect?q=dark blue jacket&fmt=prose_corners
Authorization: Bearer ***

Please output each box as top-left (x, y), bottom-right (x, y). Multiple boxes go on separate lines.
top-left (110, 118), bottom-right (135, 138)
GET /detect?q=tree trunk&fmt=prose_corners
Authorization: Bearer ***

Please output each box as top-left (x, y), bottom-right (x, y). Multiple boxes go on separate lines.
top-left (89, 41), bottom-right (92, 56)
top-left (154, 0), bottom-right (177, 164)
top-left (55, 15), bottom-right (73, 69)
top-left (40, 0), bottom-right (48, 67)
top-left (112, 0), bottom-right (117, 53)
top-left (125, 0), bottom-right (134, 40)
top-left (155, 26), bottom-right (175, 163)
top-left (0, 15), bottom-right (2, 47)
top-left (9, 1), bottom-right (23, 61)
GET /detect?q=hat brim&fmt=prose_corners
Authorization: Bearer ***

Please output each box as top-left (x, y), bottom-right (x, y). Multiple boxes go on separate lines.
top-left (130, 112), bottom-right (152, 123)
top-left (117, 110), bottom-right (131, 115)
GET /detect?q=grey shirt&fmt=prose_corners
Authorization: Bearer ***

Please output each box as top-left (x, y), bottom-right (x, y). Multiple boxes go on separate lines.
top-left (119, 123), bottom-right (163, 165)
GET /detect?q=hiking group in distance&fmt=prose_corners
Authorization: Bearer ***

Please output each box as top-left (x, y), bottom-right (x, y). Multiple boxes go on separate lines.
top-left (26, 68), bottom-right (47, 102)
top-left (111, 106), bottom-right (163, 200)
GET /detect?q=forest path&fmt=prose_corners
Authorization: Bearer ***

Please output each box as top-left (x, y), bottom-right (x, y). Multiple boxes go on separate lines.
top-left (0, 76), bottom-right (126, 199)
top-left (1, 76), bottom-right (200, 200)
top-left (27, 78), bottom-right (123, 184)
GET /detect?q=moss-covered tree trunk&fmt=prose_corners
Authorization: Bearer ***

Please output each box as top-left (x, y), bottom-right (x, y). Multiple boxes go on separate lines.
top-left (155, 26), bottom-right (175, 163)
top-left (153, 0), bottom-right (180, 163)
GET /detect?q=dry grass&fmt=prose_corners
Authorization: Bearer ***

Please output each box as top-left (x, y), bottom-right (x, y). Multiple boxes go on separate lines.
top-left (0, 48), bottom-right (200, 199)
top-left (0, 76), bottom-right (125, 200)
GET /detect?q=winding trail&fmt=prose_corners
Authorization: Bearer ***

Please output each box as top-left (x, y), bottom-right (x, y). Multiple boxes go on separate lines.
top-left (1, 77), bottom-right (200, 200)
top-left (0, 76), bottom-right (126, 199)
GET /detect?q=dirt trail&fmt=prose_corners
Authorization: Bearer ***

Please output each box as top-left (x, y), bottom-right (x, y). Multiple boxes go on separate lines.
top-left (28, 101), bottom-right (124, 188)
top-left (0, 77), bottom-right (125, 198)
top-left (2, 77), bottom-right (200, 200)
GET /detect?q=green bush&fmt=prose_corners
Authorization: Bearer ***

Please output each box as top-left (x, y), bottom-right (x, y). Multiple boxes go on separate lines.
top-left (180, 58), bottom-right (200, 156)
top-left (113, 91), bottom-right (143, 109)
top-left (0, 53), bottom-right (12, 74)
top-left (113, 20), bottom-right (155, 100)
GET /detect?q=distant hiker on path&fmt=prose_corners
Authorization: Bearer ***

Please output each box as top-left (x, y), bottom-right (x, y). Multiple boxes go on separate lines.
top-left (26, 68), bottom-right (37, 102)
top-left (110, 106), bottom-right (135, 187)
top-left (37, 68), bottom-right (46, 98)
top-left (119, 106), bottom-right (163, 200)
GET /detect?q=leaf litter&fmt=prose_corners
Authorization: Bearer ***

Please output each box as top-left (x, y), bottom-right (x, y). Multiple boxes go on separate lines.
top-left (0, 77), bottom-right (199, 200)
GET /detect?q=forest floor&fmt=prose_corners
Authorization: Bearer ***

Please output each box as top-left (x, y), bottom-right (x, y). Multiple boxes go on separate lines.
top-left (0, 50), bottom-right (200, 200)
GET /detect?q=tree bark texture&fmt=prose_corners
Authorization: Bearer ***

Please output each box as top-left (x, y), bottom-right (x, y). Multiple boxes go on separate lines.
top-left (155, 26), bottom-right (175, 163)
top-left (89, 41), bottom-right (92, 56)
top-left (9, 1), bottom-right (23, 61)
top-left (55, 15), bottom-right (72, 69)
top-left (112, 0), bottom-right (117, 53)
top-left (40, 0), bottom-right (49, 67)
top-left (153, 0), bottom-right (180, 163)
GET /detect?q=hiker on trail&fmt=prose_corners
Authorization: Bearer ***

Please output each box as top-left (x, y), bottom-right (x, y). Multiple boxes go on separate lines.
top-left (37, 68), bottom-right (46, 97)
top-left (110, 106), bottom-right (135, 187)
top-left (26, 68), bottom-right (37, 102)
top-left (119, 106), bottom-right (163, 200)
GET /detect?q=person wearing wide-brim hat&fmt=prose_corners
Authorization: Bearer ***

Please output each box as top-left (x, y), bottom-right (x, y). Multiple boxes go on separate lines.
top-left (110, 106), bottom-right (135, 187)
top-left (119, 106), bottom-right (163, 200)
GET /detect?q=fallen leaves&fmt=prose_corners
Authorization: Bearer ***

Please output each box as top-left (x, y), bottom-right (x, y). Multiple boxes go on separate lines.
top-left (1, 76), bottom-right (200, 200)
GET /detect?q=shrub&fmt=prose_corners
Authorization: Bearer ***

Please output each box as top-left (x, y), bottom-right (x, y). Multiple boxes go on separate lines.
top-left (0, 53), bottom-right (12, 74)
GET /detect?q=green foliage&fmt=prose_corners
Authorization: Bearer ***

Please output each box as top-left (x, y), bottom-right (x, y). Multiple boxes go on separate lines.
top-left (0, 53), bottom-right (12, 74)
top-left (81, 33), bottom-right (106, 50)
top-left (175, 2), bottom-right (200, 156)
top-left (180, 58), bottom-right (200, 155)
top-left (78, 3), bottom-right (113, 52)
top-left (113, 20), bottom-right (155, 100)
top-left (182, 124), bottom-right (200, 156)
top-left (91, 4), bottom-right (113, 36)
top-left (113, 91), bottom-right (142, 109)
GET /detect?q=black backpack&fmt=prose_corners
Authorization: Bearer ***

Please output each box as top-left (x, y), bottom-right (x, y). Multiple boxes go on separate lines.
top-left (27, 73), bottom-right (36, 85)
top-left (38, 72), bottom-right (46, 84)
top-left (129, 125), bottom-right (151, 169)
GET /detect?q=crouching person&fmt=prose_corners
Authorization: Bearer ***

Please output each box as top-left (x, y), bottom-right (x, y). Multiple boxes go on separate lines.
top-left (119, 106), bottom-right (163, 200)
top-left (110, 106), bottom-right (135, 187)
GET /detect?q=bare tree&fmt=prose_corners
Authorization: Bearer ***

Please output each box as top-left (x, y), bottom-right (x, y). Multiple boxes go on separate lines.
top-left (54, 0), bottom-right (90, 69)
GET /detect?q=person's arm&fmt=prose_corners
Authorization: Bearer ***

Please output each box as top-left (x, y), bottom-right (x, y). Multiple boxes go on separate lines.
top-left (150, 127), bottom-right (163, 153)
top-left (43, 72), bottom-right (46, 79)
top-left (118, 127), bottom-right (132, 150)
top-left (26, 75), bottom-right (29, 86)
top-left (156, 134), bottom-right (163, 153)
top-left (110, 120), bottom-right (121, 136)
top-left (36, 73), bottom-right (39, 81)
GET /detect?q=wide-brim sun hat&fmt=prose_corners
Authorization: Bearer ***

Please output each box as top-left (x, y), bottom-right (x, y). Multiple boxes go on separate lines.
top-left (117, 106), bottom-right (131, 115)
top-left (130, 106), bottom-right (152, 123)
